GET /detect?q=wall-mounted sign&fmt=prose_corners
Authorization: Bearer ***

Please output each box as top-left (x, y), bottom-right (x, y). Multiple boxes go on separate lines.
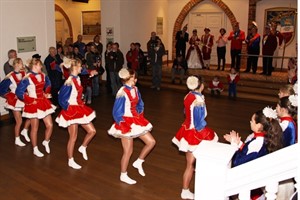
top-left (17, 36), bottom-right (36, 53)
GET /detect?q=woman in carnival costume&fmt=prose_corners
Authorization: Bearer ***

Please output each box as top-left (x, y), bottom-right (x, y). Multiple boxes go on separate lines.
top-left (55, 58), bottom-right (96, 169)
top-left (0, 58), bottom-right (31, 146)
top-left (172, 75), bottom-right (218, 200)
top-left (108, 68), bottom-right (156, 185)
top-left (16, 58), bottom-right (56, 157)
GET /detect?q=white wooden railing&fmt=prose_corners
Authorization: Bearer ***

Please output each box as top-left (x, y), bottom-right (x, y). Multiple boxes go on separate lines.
top-left (193, 141), bottom-right (299, 200)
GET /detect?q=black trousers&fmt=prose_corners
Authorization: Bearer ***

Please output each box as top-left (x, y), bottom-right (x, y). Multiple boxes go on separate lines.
top-left (246, 50), bottom-right (259, 73)
top-left (230, 49), bottom-right (241, 70)
top-left (263, 57), bottom-right (273, 75)
top-left (217, 46), bottom-right (226, 70)
top-left (176, 46), bottom-right (186, 59)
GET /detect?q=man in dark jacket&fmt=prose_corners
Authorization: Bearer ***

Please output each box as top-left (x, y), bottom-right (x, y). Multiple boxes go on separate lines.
top-left (106, 42), bottom-right (124, 96)
top-left (44, 46), bottom-right (63, 106)
top-left (262, 26), bottom-right (277, 76)
top-left (147, 33), bottom-right (165, 91)
top-left (175, 25), bottom-right (189, 59)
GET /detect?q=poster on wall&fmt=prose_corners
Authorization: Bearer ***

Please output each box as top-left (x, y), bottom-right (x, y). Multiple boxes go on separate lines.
top-left (106, 27), bottom-right (114, 44)
top-left (17, 36), bottom-right (36, 53)
top-left (156, 17), bottom-right (163, 35)
top-left (82, 11), bottom-right (101, 36)
top-left (265, 7), bottom-right (297, 46)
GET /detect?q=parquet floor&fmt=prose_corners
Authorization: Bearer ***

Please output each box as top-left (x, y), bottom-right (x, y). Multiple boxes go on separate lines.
top-left (0, 84), bottom-right (277, 200)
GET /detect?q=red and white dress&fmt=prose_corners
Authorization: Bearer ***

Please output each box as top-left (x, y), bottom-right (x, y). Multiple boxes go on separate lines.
top-left (0, 71), bottom-right (26, 111)
top-left (172, 91), bottom-right (218, 152)
top-left (108, 85), bottom-right (153, 138)
top-left (55, 76), bottom-right (96, 128)
top-left (16, 72), bottom-right (56, 119)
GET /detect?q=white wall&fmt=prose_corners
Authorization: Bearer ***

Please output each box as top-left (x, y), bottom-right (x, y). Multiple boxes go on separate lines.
top-left (0, 0), bottom-right (55, 115)
top-left (102, 0), bottom-right (168, 63)
top-left (256, 0), bottom-right (297, 69)
top-left (55, 0), bottom-right (101, 43)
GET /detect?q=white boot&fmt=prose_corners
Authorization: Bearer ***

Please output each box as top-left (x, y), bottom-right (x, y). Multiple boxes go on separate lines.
top-left (20, 129), bottom-right (30, 142)
top-left (132, 158), bottom-right (145, 176)
top-left (78, 146), bottom-right (88, 160)
top-left (15, 137), bottom-right (26, 147)
top-left (33, 146), bottom-right (44, 157)
top-left (181, 189), bottom-right (194, 199)
top-left (68, 158), bottom-right (82, 169)
top-left (42, 140), bottom-right (50, 154)
top-left (120, 172), bottom-right (136, 185)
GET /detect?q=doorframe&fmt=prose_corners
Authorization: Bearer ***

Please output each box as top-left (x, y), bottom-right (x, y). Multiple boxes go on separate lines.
top-left (172, 0), bottom-right (237, 59)
top-left (55, 4), bottom-right (73, 41)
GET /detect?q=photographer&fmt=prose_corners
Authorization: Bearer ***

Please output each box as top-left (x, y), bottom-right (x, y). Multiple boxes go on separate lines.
top-left (107, 42), bottom-right (124, 96)
top-left (86, 43), bottom-right (101, 97)
top-left (147, 32), bottom-right (165, 91)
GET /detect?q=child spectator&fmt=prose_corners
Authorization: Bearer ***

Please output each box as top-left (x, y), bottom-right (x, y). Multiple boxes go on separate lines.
top-left (227, 67), bottom-right (240, 100)
top-left (208, 75), bottom-right (224, 96)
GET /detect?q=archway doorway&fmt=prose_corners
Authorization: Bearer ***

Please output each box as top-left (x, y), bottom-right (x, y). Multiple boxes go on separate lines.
top-left (55, 4), bottom-right (73, 45)
top-left (172, 0), bottom-right (238, 59)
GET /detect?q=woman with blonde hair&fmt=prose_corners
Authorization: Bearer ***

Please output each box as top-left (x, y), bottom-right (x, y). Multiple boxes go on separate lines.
top-left (16, 58), bottom-right (55, 157)
top-left (108, 68), bottom-right (156, 185)
top-left (0, 58), bottom-right (31, 146)
top-left (56, 59), bottom-right (96, 169)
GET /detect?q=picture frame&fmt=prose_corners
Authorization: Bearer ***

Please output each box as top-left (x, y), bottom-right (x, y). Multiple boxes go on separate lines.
top-left (82, 11), bottom-right (101, 36)
top-left (264, 7), bottom-right (297, 46)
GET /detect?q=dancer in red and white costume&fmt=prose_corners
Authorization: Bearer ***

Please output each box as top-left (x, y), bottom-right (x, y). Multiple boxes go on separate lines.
top-left (0, 58), bottom-right (31, 146)
top-left (16, 58), bottom-right (55, 157)
top-left (172, 76), bottom-right (218, 199)
top-left (56, 59), bottom-right (96, 169)
top-left (108, 68), bottom-right (156, 185)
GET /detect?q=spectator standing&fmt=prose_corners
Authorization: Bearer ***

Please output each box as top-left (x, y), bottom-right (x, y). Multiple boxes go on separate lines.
top-left (244, 23), bottom-right (260, 74)
top-left (147, 33), bottom-right (165, 91)
top-left (175, 25), bottom-right (189, 59)
top-left (104, 42), bottom-right (113, 93)
top-left (262, 26), bottom-right (277, 76)
top-left (186, 29), bottom-right (204, 69)
top-left (126, 43), bottom-right (139, 71)
top-left (135, 43), bottom-right (147, 75)
top-left (201, 28), bottom-right (214, 70)
top-left (4, 49), bottom-right (17, 75)
top-left (228, 22), bottom-right (245, 71)
top-left (107, 42), bottom-right (124, 96)
top-left (86, 44), bottom-right (100, 97)
top-left (73, 34), bottom-right (86, 57)
top-left (44, 46), bottom-right (63, 106)
top-left (216, 28), bottom-right (228, 71)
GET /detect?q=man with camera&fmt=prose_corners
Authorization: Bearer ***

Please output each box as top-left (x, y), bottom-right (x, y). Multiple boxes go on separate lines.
top-left (147, 32), bottom-right (165, 91)
top-left (107, 42), bottom-right (124, 96)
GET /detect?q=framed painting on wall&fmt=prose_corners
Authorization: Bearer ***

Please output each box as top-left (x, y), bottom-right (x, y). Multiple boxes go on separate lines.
top-left (82, 11), bottom-right (101, 36)
top-left (264, 7), bottom-right (297, 46)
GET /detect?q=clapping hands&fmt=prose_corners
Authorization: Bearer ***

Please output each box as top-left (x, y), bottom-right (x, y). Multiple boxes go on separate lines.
top-left (223, 130), bottom-right (241, 145)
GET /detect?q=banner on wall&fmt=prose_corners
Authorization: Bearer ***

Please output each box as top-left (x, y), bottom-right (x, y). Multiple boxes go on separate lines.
top-left (265, 7), bottom-right (297, 46)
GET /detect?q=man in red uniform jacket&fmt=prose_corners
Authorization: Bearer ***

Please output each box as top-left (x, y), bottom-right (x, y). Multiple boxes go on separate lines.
top-left (228, 22), bottom-right (245, 71)
top-left (262, 26), bottom-right (277, 76)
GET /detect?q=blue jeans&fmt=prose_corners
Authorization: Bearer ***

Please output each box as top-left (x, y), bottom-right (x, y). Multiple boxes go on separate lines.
top-left (84, 86), bottom-right (92, 102)
top-left (110, 71), bottom-right (121, 96)
top-left (151, 63), bottom-right (162, 87)
top-left (228, 83), bottom-right (237, 97)
top-left (92, 75), bottom-right (99, 96)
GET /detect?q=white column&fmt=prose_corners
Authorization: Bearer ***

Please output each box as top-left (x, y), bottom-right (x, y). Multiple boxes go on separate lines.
top-left (193, 141), bottom-right (236, 200)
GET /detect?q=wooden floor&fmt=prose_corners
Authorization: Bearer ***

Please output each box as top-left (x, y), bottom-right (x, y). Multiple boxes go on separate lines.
top-left (0, 83), bottom-right (276, 200)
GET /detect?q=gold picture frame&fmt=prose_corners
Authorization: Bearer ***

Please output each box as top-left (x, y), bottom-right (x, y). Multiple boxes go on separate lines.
top-left (82, 11), bottom-right (101, 36)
